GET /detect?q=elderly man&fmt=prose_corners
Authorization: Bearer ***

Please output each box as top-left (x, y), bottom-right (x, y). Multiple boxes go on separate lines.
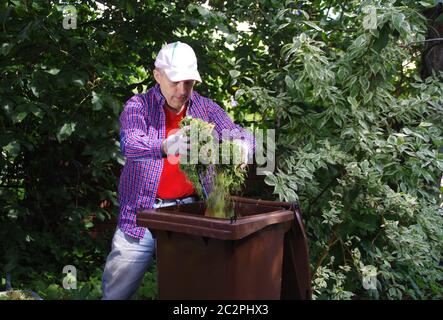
top-left (101, 41), bottom-right (255, 299)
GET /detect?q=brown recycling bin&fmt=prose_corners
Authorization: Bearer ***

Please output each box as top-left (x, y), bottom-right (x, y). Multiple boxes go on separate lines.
top-left (137, 196), bottom-right (311, 300)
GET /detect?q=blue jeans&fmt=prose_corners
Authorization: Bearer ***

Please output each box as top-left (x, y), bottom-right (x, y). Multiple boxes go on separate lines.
top-left (101, 227), bottom-right (155, 300)
top-left (101, 196), bottom-right (196, 300)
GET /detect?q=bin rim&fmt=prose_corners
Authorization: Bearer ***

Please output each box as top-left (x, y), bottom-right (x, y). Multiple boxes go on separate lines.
top-left (137, 201), bottom-right (294, 240)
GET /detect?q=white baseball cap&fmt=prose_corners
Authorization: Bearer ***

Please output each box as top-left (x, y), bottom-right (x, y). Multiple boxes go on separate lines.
top-left (154, 41), bottom-right (202, 83)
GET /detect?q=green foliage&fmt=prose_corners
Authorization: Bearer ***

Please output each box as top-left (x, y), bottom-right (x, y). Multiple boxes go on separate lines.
top-left (179, 117), bottom-right (246, 218)
top-left (179, 116), bottom-right (216, 198)
top-left (0, 0), bottom-right (233, 299)
top-left (244, 0), bottom-right (443, 299)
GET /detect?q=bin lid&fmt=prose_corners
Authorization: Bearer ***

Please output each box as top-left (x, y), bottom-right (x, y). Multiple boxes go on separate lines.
top-left (137, 201), bottom-right (293, 240)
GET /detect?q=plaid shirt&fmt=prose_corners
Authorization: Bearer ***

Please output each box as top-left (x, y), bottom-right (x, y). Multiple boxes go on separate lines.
top-left (118, 84), bottom-right (255, 238)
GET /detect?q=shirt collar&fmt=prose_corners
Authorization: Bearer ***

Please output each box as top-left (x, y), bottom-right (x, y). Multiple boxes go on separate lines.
top-left (153, 83), bottom-right (165, 106)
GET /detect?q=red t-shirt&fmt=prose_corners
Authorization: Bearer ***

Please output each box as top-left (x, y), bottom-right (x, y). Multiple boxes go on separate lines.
top-left (156, 105), bottom-right (195, 199)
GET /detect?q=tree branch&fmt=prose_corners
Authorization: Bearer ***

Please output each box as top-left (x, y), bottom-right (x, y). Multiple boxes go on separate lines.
top-left (315, 226), bottom-right (341, 272)
top-left (307, 169), bottom-right (346, 216)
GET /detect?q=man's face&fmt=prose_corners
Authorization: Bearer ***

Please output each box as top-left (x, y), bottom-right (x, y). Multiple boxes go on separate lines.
top-left (154, 69), bottom-right (195, 110)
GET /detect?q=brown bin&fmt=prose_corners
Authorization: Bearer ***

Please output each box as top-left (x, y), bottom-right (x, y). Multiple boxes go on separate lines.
top-left (137, 196), bottom-right (311, 300)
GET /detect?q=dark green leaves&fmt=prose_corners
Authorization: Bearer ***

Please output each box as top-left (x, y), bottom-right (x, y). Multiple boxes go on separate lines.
top-left (373, 24), bottom-right (390, 53)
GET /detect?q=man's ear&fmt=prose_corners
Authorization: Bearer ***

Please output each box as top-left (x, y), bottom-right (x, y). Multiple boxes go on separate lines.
top-left (153, 69), bottom-right (161, 84)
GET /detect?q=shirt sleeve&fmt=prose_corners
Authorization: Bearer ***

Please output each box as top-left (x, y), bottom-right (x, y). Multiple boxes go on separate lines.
top-left (119, 95), bottom-right (163, 160)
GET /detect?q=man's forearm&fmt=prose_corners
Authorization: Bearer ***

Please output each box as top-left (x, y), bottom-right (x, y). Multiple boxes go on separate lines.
top-left (120, 130), bottom-right (164, 160)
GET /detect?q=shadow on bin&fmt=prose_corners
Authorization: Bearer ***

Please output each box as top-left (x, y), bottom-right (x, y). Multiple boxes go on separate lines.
top-left (137, 196), bottom-right (312, 300)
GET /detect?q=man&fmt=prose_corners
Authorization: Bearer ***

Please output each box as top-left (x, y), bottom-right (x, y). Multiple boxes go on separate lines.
top-left (101, 41), bottom-right (255, 299)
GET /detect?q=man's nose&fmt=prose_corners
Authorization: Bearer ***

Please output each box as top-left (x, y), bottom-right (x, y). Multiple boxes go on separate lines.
top-left (177, 81), bottom-right (189, 95)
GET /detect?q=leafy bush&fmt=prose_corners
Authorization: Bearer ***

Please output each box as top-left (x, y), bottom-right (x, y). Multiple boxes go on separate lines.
top-left (236, 1), bottom-right (443, 299)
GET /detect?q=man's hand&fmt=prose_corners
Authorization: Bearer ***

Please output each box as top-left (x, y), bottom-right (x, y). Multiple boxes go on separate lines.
top-left (162, 126), bottom-right (190, 156)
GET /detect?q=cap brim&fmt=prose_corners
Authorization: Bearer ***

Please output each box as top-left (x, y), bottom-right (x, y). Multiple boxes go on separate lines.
top-left (164, 68), bottom-right (202, 83)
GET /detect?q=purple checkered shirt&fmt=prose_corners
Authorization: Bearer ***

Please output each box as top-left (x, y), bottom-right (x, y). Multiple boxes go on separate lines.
top-left (118, 84), bottom-right (256, 238)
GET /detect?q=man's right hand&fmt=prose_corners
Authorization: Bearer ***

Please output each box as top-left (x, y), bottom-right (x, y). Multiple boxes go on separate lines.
top-left (162, 126), bottom-right (190, 156)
